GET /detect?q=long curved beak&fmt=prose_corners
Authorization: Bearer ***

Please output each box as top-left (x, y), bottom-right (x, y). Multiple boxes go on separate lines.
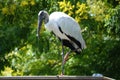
top-left (37, 16), bottom-right (43, 39)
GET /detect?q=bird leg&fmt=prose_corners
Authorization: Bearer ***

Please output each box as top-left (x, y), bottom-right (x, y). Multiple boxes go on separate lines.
top-left (63, 51), bottom-right (70, 64)
top-left (61, 51), bottom-right (70, 76)
top-left (60, 48), bottom-right (81, 75)
top-left (63, 48), bottom-right (81, 64)
top-left (61, 40), bottom-right (64, 75)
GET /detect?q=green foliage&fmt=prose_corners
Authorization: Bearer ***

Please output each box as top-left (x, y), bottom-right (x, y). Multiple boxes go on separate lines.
top-left (104, 5), bottom-right (120, 37)
top-left (0, 0), bottom-right (120, 79)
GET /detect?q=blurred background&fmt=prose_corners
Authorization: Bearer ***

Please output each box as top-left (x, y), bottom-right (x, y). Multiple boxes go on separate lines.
top-left (0, 0), bottom-right (120, 79)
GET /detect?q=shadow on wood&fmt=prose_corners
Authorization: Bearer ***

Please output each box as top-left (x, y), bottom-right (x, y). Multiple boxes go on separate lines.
top-left (0, 76), bottom-right (115, 80)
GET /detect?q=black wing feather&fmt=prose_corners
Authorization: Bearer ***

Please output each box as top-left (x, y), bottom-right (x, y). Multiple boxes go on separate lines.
top-left (58, 26), bottom-right (81, 54)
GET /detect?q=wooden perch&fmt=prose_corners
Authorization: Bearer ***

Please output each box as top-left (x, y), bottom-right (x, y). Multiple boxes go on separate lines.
top-left (0, 76), bottom-right (115, 80)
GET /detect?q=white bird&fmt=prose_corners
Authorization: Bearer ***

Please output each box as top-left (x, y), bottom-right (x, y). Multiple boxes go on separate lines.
top-left (37, 10), bottom-right (86, 75)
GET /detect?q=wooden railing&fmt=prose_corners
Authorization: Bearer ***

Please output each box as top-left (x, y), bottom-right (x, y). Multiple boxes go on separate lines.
top-left (0, 76), bottom-right (115, 80)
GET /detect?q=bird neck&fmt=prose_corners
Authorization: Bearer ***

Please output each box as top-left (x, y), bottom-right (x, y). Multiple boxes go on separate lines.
top-left (44, 13), bottom-right (49, 24)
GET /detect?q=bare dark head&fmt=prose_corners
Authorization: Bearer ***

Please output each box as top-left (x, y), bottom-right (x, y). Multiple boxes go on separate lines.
top-left (37, 10), bottom-right (49, 38)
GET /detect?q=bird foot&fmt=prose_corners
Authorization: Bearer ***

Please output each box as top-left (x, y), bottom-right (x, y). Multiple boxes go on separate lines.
top-left (59, 73), bottom-right (64, 76)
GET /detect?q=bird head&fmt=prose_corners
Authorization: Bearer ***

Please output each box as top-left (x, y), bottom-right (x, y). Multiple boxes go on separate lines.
top-left (37, 10), bottom-right (49, 39)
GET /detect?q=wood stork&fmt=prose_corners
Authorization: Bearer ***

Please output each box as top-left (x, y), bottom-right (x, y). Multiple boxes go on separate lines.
top-left (37, 10), bottom-right (86, 75)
